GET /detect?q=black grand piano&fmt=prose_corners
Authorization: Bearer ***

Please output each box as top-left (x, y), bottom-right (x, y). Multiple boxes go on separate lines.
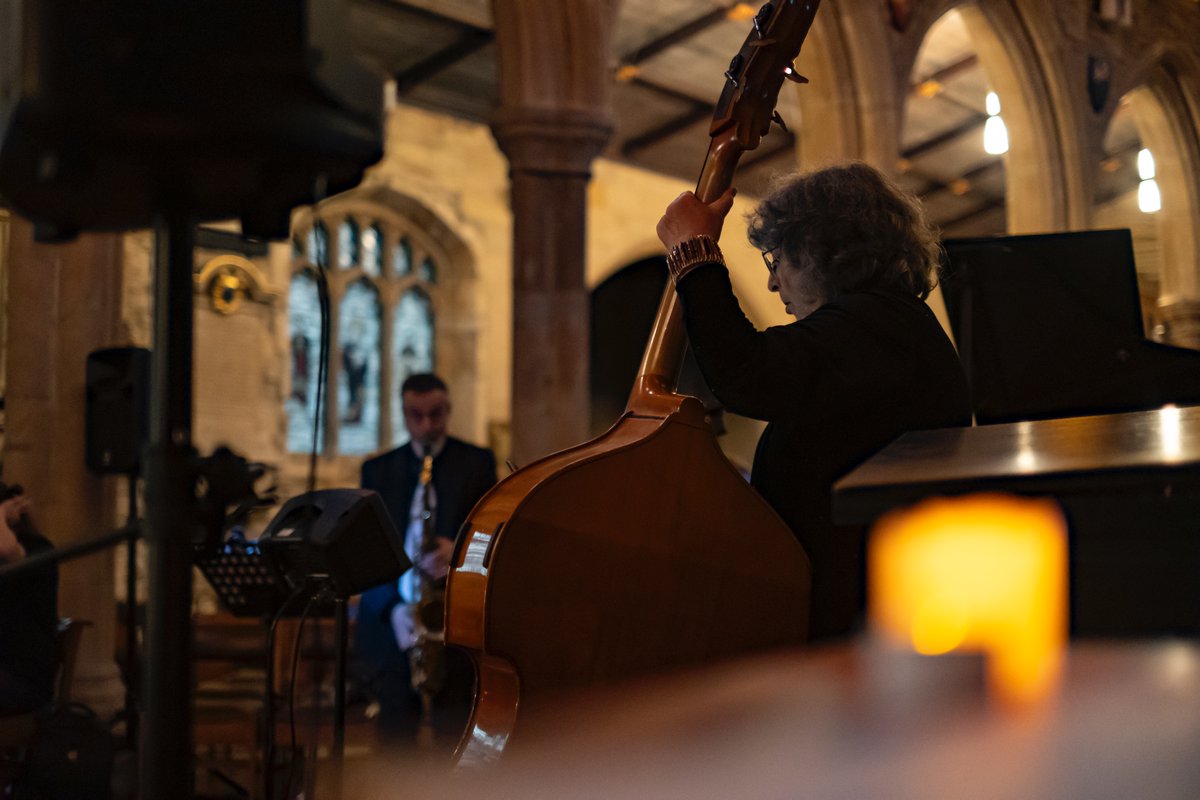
top-left (938, 228), bottom-right (1200, 423)
top-left (835, 229), bottom-right (1200, 637)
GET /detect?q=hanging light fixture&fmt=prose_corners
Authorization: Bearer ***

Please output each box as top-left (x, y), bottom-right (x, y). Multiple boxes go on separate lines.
top-left (1137, 147), bottom-right (1155, 180)
top-left (983, 91), bottom-right (1009, 155)
top-left (1137, 147), bottom-right (1161, 213)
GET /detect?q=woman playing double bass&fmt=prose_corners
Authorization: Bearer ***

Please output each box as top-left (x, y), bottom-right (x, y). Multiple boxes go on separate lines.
top-left (657, 161), bottom-right (973, 640)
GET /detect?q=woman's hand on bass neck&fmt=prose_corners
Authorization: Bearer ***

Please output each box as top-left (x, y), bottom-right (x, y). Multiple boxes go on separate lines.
top-left (657, 188), bottom-right (737, 251)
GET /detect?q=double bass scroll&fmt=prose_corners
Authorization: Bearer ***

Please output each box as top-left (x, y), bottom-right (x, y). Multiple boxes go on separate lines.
top-left (445, 0), bottom-right (822, 766)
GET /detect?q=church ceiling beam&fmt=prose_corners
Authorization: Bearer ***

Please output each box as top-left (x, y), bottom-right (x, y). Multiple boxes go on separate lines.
top-left (913, 159), bottom-right (1004, 205)
top-left (393, 28), bottom-right (495, 94)
top-left (910, 54), bottom-right (980, 91)
top-left (367, 0), bottom-right (490, 33)
top-left (902, 114), bottom-right (989, 161)
top-left (937, 197), bottom-right (1005, 232)
top-left (620, 81), bottom-right (712, 157)
top-left (619, 4), bottom-right (736, 68)
top-left (741, 134), bottom-right (797, 170)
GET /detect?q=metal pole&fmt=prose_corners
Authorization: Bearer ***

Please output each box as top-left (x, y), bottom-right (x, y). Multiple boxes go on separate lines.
top-left (332, 597), bottom-right (348, 800)
top-left (139, 212), bottom-right (197, 799)
top-left (125, 475), bottom-right (140, 750)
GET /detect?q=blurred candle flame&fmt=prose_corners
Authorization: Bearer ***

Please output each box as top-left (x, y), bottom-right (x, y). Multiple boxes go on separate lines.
top-left (870, 493), bottom-right (1067, 706)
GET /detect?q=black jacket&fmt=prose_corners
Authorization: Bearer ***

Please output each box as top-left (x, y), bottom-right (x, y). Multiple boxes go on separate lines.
top-left (677, 264), bottom-right (972, 638)
top-left (354, 437), bottom-right (496, 665)
top-left (0, 519), bottom-right (57, 712)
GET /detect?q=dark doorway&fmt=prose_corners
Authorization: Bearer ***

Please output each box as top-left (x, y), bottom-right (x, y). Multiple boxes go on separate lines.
top-left (589, 257), bottom-right (669, 435)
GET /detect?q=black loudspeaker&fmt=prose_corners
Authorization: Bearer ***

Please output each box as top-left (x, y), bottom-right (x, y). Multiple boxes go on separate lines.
top-left (258, 489), bottom-right (410, 599)
top-left (85, 347), bottom-right (150, 475)
top-left (0, 0), bottom-right (382, 241)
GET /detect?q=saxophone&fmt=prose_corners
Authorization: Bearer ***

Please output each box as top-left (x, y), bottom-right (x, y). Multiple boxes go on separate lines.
top-left (409, 449), bottom-right (446, 747)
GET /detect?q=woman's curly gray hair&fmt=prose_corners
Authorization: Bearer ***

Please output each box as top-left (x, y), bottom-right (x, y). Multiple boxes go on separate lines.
top-left (747, 162), bottom-right (941, 301)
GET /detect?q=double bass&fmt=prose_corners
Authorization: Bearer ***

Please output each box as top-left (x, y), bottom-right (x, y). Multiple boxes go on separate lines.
top-left (445, 0), bottom-right (821, 765)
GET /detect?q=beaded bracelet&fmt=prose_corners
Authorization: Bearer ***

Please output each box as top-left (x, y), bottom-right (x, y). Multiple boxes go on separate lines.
top-left (666, 234), bottom-right (725, 283)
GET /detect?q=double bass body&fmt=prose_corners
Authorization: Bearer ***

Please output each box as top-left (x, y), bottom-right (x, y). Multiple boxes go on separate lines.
top-left (445, 389), bottom-right (811, 764)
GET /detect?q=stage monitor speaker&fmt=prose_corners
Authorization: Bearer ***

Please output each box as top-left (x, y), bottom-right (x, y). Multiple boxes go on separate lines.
top-left (85, 347), bottom-right (150, 475)
top-left (0, 0), bottom-right (382, 241)
top-left (258, 489), bottom-right (410, 599)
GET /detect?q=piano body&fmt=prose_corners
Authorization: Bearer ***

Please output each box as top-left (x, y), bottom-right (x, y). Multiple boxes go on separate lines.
top-left (938, 228), bottom-right (1200, 424)
top-left (835, 230), bottom-right (1200, 637)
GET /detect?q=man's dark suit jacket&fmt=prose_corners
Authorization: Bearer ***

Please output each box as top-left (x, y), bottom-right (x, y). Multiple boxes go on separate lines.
top-left (354, 436), bottom-right (497, 668)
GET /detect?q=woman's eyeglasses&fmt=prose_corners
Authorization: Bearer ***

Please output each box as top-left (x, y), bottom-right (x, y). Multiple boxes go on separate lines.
top-left (762, 247), bottom-right (781, 275)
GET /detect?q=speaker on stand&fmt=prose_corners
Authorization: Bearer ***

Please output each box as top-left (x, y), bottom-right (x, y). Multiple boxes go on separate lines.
top-left (85, 346), bottom-right (150, 755)
top-left (86, 347), bottom-right (151, 476)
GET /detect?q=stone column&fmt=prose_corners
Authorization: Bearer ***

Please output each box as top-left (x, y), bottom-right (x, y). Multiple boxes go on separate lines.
top-left (1155, 298), bottom-right (1200, 351)
top-left (3, 217), bottom-right (124, 712)
top-left (491, 0), bottom-right (618, 466)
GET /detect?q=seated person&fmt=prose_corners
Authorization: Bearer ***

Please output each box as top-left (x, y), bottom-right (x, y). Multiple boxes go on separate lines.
top-left (0, 483), bottom-right (58, 715)
top-left (353, 374), bottom-right (496, 750)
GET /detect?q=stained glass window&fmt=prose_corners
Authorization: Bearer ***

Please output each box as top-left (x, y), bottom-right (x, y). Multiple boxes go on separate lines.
top-left (338, 218), bottom-right (360, 270)
top-left (390, 288), bottom-right (436, 447)
top-left (337, 280), bottom-right (382, 455)
top-left (362, 223), bottom-right (383, 277)
top-left (308, 222), bottom-right (329, 268)
top-left (419, 257), bottom-right (437, 283)
top-left (286, 271), bottom-right (325, 453)
top-left (394, 238), bottom-right (412, 276)
top-left (290, 202), bottom-right (446, 458)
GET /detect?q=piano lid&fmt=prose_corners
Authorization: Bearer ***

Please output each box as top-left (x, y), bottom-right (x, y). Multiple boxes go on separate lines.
top-left (834, 405), bottom-right (1200, 525)
top-left (940, 230), bottom-right (1200, 424)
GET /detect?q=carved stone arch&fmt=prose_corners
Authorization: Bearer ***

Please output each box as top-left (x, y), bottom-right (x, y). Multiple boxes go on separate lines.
top-left (792, 0), bottom-right (901, 168)
top-left (934, 2), bottom-right (1073, 232)
top-left (1118, 58), bottom-right (1200, 344)
top-left (898, 1), bottom-right (1075, 231)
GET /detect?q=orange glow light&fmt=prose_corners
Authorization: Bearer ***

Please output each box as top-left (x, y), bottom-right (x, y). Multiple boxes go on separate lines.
top-left (917, 80), bottom-right (943, 98)
top-left (870, 493), bottom-right (1067, 706)
top-left (726, 3), bottom-right (757, 22)
top-left (615, 64), bottom-right (641, 83)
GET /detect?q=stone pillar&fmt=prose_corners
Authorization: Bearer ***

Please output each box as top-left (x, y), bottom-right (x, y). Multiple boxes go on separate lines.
top-left (491, 0), bottom-right (618, 465)
top-left (3, 217), bottom-right (123, 712)
top-left (1155, 298), bottom-right (1200, 351)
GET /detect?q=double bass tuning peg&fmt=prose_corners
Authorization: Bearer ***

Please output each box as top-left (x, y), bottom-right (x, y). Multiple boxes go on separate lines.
top-left (783, 63), bottom-right (809, 84)
top-left (725, 53), bottom-right (745, 86)
top-left (753, 2), bottom-right (775, 36)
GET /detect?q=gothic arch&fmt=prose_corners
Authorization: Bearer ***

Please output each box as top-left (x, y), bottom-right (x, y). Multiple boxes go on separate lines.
top-left (794, 0), bottom-right (1071, 236)
top-left (287, 187), bottom-right (482, 457)
top-left (1136, 60), bottom-right (1200, 304)
top-left (967, 2), bottom-right (1079, 232)
top-left (791, 1), bottom-right (899, 167)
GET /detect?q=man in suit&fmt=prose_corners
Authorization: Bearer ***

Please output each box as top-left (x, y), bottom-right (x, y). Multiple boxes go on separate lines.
top-left (353, 373), bottom-right (496, 749)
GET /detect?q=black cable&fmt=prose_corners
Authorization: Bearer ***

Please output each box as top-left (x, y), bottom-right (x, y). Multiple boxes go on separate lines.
top-left (287, 593), bottom-right (318, 795)
top-left (264, 583), bottom-right (309, 800)
top-left (308, 263), bottom-right (332, 495)
top-left (123, 475), bottom-right (140, 749)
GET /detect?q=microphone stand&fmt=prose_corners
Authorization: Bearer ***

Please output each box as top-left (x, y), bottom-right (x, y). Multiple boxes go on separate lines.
top-left (332, 595), bottom-right (348, 800)
top-left (123, 475), bottom-right (140, 750)
top-left (140, 211), bottom-right (198, 799)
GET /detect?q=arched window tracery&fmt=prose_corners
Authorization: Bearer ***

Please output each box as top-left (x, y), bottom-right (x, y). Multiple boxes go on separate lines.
top-left (287, 203), bottom-right (442, 455)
